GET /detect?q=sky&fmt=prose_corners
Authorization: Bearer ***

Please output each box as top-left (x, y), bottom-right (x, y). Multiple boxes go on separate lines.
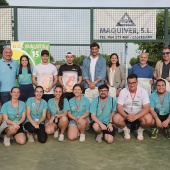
top-left (6, 0), bottom-right (170, 7)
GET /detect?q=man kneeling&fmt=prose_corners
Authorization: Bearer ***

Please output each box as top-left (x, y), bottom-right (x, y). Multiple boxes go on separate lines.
top-left (90, 84), bottom-right (116, 143)
top-left (150, 79), bottom-right (170, 139)
top-left (113, 74), bottom-right (152, 141)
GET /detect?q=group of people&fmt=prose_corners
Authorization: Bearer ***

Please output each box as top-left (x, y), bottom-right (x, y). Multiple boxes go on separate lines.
top-left (0, 42), bottom-right (170, 147)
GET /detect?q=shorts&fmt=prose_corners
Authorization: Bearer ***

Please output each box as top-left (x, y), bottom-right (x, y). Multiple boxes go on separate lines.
top-left (158, 114), bottom-right (169, 122)
top-left (69, 117), bottom-right (90, 127)
top-left (2, 124), bottom-right (24, 136)
top-left (91, 122), bottom-right (115, 136)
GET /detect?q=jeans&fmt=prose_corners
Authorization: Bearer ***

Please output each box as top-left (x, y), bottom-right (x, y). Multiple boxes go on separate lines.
top-left (0, 92), bottom-right (11, 106)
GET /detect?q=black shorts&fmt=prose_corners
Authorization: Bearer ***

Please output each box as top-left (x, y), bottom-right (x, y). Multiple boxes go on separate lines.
top-left (92, 122), bottom-right (115, 136)
top-left (158, 114), bottom-right (169, 122)
top-left (42, 94), bottom-right (54, 102)
top-left (2, 124), bottom-right (24, 136)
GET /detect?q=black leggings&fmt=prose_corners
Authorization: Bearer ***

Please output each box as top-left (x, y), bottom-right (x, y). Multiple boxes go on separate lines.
top-left (24, 122), bottom-right (47, 143)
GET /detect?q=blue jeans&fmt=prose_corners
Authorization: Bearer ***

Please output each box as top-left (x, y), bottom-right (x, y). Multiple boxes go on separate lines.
top-left (0, 92), bottom-right (11, 106)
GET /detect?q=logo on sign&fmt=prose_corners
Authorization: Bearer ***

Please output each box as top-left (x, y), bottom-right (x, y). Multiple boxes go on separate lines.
top-left (116, 12), bottom-right (135, 26)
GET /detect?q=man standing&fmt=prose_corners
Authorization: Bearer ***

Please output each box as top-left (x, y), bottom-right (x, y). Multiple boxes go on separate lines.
top-left (90, 84), bottom-right (116, 144)
top-left (82, 42), bottom-right (106, 90)
top-left (150, 79), bottom-right (170, 139)
top-left (113, 74), bottom-right (153, 141)
top-left (32, 50), bottom-right (58, 102)
top-left (130, 53), bottom-right (154, 81)
top-left (58, 52), bottom-right (82, 100)
top-left (154, 47), bottom-right (170, 81)
top-left (0, 48), bottom-right (18, 105)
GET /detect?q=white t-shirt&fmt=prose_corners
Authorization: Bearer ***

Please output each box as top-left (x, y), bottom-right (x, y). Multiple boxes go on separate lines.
top-left (33, 63), bottom-right (58, 94)
top-left (90, 56), bottom-right (98, 82)
top-left (117, 86), bottom-right (150, 115)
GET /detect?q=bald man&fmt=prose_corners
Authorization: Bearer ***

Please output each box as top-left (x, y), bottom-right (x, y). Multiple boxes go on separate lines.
top-left (0, 48), bottom-right (18, 106)
top-left (130, 53), bottom-right (154, 82)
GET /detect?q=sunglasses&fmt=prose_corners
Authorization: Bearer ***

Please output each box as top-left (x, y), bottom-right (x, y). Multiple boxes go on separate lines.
top-left (7, 63), bottom-right (12, 69)
top-left (162, 52), bottom-right (170, 55)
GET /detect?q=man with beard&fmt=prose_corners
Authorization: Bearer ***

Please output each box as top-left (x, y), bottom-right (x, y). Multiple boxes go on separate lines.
top-left (90, 84), bottom-right (116, 143)
top-left (130, 53), bottom-right (154, 81)
top-left (113, 74), bottom-right (153, 141)
top-left (58, 52), bottom-right (82, 100)
top-left (150, 79), bottom-right (170, 139)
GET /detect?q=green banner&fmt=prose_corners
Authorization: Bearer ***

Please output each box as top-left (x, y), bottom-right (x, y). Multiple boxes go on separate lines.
top-left (11, 41), bottom-right (50, 66)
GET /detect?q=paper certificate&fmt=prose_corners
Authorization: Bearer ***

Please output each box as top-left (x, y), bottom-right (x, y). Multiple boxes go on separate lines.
top-left (62, 71), bottom-right (77, 92)
top-left (41, 74), bottom-right (53, 91)
top-left (84, 88), bottom-right (99, 102)
top-left (138, 78), bottom-right (151, 95)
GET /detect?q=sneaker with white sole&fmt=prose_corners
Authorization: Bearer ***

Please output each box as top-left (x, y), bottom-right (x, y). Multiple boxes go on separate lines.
top-left (4, 135), bottom-right (11, 146)
top-left (96, 134), bottom-right (103, 142)
top-left (79, 134), bottom-right (85, 142)
top-left (54, 130), bottom-right (59, 138)
top-left (137, 127), bottom-right (144, 141)
top-left (27, 133), bottom-right (34, 143)
top-left (58, 134), bottom-right (64, 142)
top-left (123, 128), bottom-right (131, 140)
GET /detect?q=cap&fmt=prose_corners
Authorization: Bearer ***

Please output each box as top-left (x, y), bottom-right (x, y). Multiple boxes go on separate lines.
top-left (41, 50), bottom-right (49, 56)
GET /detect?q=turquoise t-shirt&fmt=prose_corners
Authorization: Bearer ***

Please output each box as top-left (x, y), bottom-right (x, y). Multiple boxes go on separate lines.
top-left (1, 100), bottom-right (26, 123)
top-left (150, 91), bottom-right (170, 116)
top-left (90, 96), bottom-right (116, 125)
top-left (69, 96), bottom-right (90, 117)
top-left (25, 97), bottom-right (47, 124)
top-left (17, 67), bottom-right (33, 85)
top-left (48, 98), bottom-right (70, 116)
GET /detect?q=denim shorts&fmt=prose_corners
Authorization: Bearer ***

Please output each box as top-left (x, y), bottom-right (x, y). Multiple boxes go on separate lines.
top-left (68, 117), bottom-right (90, 127)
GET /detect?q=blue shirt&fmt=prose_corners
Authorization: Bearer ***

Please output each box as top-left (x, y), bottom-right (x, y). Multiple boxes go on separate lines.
top-left (17, 67), bottom-right (33, 85)
top-left (82, 55), bottom-right (106, 88)
top-left (48, 98), bottom-right (70, 116)
top-left (90, 96), bottom-right (116, 125)
top-left (130, 63), bottom-right (153, 78)
top-left (69, 96), bottom-right (90, 117)
top-left (1, 100), bottom-right (26, 123)
top-left (150, 91), bottom-right (170, 116)
top-left (0, 58), bottom-right (19, 92)
top-left (25, 97), bottom-right (47, 124)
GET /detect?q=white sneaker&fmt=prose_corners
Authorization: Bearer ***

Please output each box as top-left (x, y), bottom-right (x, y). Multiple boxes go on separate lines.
top-left (54, 130), bottom-right (59, 138)
top-left (27, 133), bottom-right (34, 143)
top-left (137, 127), bottom-right (144, 141)
top-left (4, 135), bottom-right (11, 146)
top-left (96, 134), bottom-right (103, 142)
top-left (58, 134), bottom-right (64, 142)
top-left (79, 134), bottom-right (85, 142)
top-left (123, 127), bottom-right (131, 140)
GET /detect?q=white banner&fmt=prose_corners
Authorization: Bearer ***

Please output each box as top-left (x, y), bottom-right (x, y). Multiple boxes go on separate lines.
top-left (94, 9), bottom-right (156, 40)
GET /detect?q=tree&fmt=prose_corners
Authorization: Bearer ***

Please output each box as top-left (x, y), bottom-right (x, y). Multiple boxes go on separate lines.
top-left (130, 11), bottom-right (170, 66)
top-left (0, 0), bottom-right (8, 6)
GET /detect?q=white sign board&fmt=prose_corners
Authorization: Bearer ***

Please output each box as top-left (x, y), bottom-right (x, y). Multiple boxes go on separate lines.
top-left (94, 9), bottom-right (156, 40)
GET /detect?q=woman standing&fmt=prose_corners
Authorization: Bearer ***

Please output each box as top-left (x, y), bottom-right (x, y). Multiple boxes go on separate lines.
top-left (18, 55), bottom-right (34, 102)
top-left (67, 84), bottom-right (90, 142)
top-left (106, 53), bottom-right (125, 97)
top-left (24, 86), bottom-right (48, 143)
top-left (1, 87), bottom-right (26, 146)
top-left (45, 85), bottom-right (69, 142)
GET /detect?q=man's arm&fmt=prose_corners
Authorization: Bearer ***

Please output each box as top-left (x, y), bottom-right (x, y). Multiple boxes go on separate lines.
top-left (32, 75), bottom-right (38, 86)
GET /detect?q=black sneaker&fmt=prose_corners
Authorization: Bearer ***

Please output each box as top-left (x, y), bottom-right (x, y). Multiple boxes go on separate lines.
top-left (165, 128), bottom-right (170, 139)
